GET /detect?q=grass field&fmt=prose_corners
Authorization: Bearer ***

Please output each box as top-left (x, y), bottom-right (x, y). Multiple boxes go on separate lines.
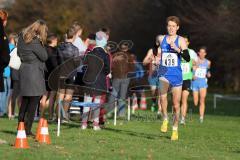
top-left (0, 94), bottom-right (240, 160)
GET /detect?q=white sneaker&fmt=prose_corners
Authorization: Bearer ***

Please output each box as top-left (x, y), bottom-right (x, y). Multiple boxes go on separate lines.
top-left (180, 119), bottom-right (186, 125)
top-left (61, 119), bottom-right (69, 124)
top-left (34, 116), bottom-right (39, 121)
top-left (93, 125), bottom-right (101, 131)
top-left (81, 125), bottom-right (87, 130)
top-left (8, 115), bottom-right (15, 120)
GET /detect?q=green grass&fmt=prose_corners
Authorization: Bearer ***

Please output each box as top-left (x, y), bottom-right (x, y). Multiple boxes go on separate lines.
top-left (0, 94), bottom-right (240, 160)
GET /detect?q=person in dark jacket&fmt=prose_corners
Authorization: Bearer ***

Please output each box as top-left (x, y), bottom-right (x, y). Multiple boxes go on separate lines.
top-left (0, 10), bottom-right (10, 117)
top-left (40, 33), bottom-right (60, 120)
top-left (17, 20), bottom-right (48, 136)
top-left (0, 10), bottom-right (9, 142)
top-left (0, 10), bottom-right (11, 117)
top-left (57, 27), bottom-right (79, 122)
top-left (81, 31), bottom-right (110, 130)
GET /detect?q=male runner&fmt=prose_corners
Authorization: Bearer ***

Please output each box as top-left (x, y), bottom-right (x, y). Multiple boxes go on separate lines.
top-left (157, 16), bottom-right (190, 140)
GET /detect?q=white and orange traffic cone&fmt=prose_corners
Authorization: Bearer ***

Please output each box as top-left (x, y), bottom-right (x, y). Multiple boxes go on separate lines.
top-left (38, 119), bottom-right (51, 144)
top-left (14, 122), bottom-right (29, 149)
top-left (35, 118), bottom-right (44, 141)
top-left (140, 93), bottom-right (147, 110)
top-left (132, 93), bottom-right (138, 114)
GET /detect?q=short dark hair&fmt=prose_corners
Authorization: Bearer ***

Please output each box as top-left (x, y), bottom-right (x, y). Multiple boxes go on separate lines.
top-left (199, 46), bottom-right (207, 52)
top-left (100, 27), bottom-right (110, 36)
top-left (47, 33), bottom-right (57, 45)
top-left (87, 33), bottom-right (96, 40)
top-left (166, 16), bottom-right (180, 26)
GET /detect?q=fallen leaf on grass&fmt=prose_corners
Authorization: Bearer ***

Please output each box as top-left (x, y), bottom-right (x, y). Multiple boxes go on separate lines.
top-left (55, 145), bottom-right (65, 149)
top-left (0, 139), bottom-right (7, 144)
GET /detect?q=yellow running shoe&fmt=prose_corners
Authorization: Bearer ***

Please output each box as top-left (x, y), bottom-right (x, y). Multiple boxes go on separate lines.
top-left (160, 119), bottom-right (168, 133)
top-left (171, 130), bottom-right (178, 141)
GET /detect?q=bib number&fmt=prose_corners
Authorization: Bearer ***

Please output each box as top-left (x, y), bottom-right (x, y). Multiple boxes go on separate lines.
top-left (162, 53), bottom-right (178, 67)
top-left (181, 63), bottom-right (190, 74)
top-left (195, 68), bottom-right (206, 78)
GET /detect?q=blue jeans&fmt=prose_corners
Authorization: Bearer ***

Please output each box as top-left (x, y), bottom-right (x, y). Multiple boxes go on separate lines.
top-left (0, 77), bottom-right (11, 115)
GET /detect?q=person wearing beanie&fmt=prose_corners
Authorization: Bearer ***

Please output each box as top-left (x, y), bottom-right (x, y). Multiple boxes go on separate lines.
top-left (81, 31), bottom-right (110, 130)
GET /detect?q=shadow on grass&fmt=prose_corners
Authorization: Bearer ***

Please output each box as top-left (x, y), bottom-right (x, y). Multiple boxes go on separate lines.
top-left (49, 122), bottom-right (170, 140)
top-left (50, 122), bottom-right (80, 132)
top-left (60, 122), bottom-right (80, 128)
top-left (232, 150), bottom-right (240, 153)
top-left (104, 127), bottom-right (169, 140)
top-left (0, 130), bottom-right (16, 135)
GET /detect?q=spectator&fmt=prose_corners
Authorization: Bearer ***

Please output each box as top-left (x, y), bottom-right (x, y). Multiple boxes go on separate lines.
top-left (99, 28), bottom-right (111, 125)
top-left (84, 33), bottom-right (96, 53)
top-left (109, 43), bottom-right (135, 117)
top-left (40, 33), bottom-right (60, 120)
top-left (0, 9), bottom-right (10, 117)
top-left (81, 31), bottom-right (110, 130)
top-left (18, 20), bottom-right (48, 136)
top-left (72, 21), bottom-right (86, 55)
top-left (57, 27), bottom-right (79, 122)
top-left (71, 22), bottom-right (87, 85)
top-left (8, 33), bottom-right (20, 120)
top-left (74, 33), bottom-right (96, 86)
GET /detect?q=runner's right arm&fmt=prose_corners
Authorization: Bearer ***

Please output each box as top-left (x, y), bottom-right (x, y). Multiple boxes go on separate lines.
top-left (156, 35), bottom-right (164, 45)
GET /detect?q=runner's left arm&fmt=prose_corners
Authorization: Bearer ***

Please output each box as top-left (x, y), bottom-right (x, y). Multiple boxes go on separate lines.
top-left (179, 37), bottom-right (190, 62)
top-left (207, 60), bottom-right (211, 78)
top-left (169, 36), bottom-right (190, 62)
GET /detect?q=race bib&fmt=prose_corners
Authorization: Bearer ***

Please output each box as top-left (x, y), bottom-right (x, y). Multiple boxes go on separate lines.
top-left (195, 68), bottom-right (207, 78)
top-left (181, 63), bottom-right (190, 74)
top-left (162, 53), bottom-right (178, 67)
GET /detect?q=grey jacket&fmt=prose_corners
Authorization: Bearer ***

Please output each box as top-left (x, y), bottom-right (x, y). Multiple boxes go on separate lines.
top-left (17, 34), bottom-right (48, 96)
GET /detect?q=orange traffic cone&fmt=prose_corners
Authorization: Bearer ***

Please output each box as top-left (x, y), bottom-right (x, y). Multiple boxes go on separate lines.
top-left (132, 93), bottom-right (138, 114)
top-left (140, 93), bottom-right (147, 110)
top-left (14, 122), bottom-right (29, 149)
top-left (35, 118), bottom-right (44, 141)
top-left (38, 119), bottom-right (51, 144)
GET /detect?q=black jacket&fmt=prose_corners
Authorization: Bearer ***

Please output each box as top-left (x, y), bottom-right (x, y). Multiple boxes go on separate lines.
top-left (57, 42), bottom-right (79, 64)
top-left (0, 19), bottom-right (10, 91)
top-left (83, 47), bottom-right (110, 95)
top-left (45, 46), bottom-right (60, 79)
top-left (57, 42), bottom-right (79, 85)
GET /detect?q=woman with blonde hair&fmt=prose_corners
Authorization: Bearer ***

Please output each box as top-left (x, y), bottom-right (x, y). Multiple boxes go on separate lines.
top-left (17, 20), bottom-right (48, 136)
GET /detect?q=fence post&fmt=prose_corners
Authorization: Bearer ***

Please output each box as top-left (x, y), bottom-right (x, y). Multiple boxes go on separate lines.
top-left (114, 99), bottom-right (117, 126)
top-left (213, 94), bottom-right (217, 110)
top-left (128, 97), bottom-right (131, 121)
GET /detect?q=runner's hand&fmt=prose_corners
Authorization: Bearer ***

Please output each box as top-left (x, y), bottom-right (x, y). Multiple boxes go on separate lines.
top-left (170, 41), bottom-right (180, 52)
